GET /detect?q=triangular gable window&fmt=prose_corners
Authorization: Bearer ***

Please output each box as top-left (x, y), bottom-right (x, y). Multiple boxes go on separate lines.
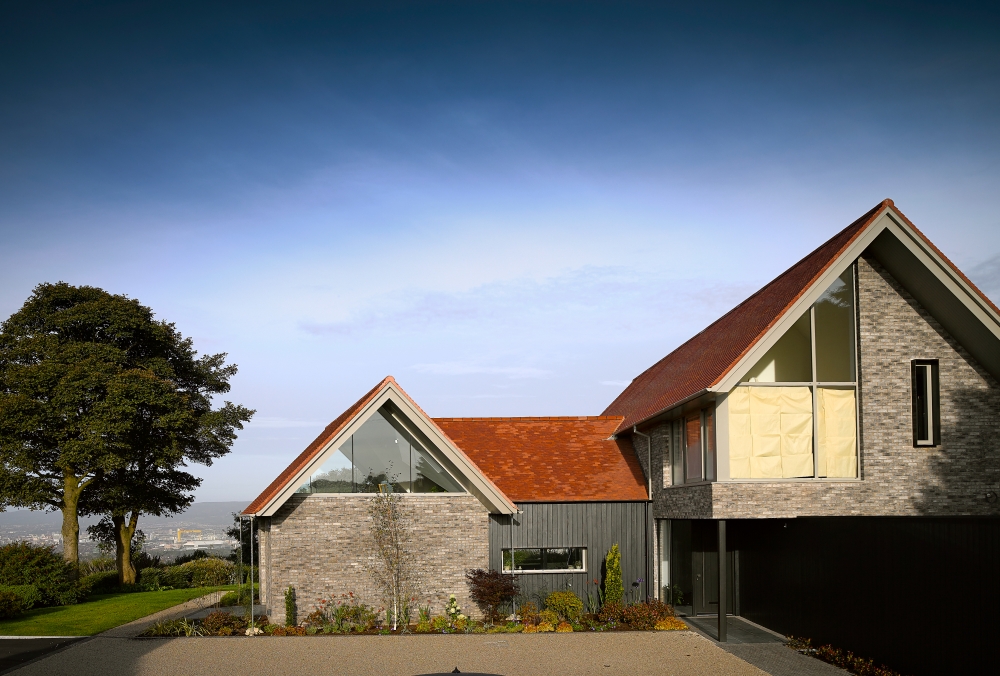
top-left (297, 405), bottom-right (465, 494)
top-left (728, 265), bottom-right (859, 480)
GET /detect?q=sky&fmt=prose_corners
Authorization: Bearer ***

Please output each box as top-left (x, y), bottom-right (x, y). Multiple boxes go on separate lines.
top-left (2, 0), bottom-right (999, 502)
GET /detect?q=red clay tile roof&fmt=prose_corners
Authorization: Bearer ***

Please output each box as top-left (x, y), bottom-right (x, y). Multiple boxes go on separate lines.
top-left (243, 376), bottom-right (394, 515)
top-left (433, 416), bottom-right (648, 502)
top-left (602, 200), bottom-right (891, 434)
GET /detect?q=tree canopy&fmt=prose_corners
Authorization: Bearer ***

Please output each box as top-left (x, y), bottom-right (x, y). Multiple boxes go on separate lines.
top-left (0, 282), bottom-right (254, 570)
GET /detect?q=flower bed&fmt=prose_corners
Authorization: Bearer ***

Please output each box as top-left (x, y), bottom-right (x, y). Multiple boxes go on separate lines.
top-left (140, 595), bottom-right (688, 637)
top-left (787, 638), bottom-right (905, 676)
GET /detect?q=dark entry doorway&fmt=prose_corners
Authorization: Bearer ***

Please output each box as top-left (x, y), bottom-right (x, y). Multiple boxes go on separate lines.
top-left (692, 520), bottom-right (735, 615)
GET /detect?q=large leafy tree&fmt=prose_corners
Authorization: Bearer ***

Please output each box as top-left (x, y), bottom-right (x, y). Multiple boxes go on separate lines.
top-left (0, 283), bottom-right (254, 569)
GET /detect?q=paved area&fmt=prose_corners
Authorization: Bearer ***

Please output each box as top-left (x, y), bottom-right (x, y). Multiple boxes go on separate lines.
top-left (0, 638), bottom-right (86, 674)
top-left (10, 632), bottom-right (772, 676)
top-left (684, 616), bottom-right (786, 645)
top-left (682, 616), bottom-right (847, 676)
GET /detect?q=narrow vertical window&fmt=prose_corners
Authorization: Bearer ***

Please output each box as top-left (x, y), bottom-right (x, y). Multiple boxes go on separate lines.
top-left (703, 408), bottom-right (716, 481)
top-left (912, 360), bottom-right (939, 447)
top-left (671, 420), bottom-right (684, 485)
top-left (685, 414), bottom-right (703, 482)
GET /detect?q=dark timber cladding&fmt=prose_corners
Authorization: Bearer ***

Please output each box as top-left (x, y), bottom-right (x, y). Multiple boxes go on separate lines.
top-left (731, 517), bottom-right (1000, 676)
top-left (489, 502), bottom-right (648, 601)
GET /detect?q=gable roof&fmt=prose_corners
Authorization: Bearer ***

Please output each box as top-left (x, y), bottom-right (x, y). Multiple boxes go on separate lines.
top-left (433, 416), bottom-right (647, 502)
top-left (243, 377), bottom-right (516, 516)
top-left (603, 199), bottom-right (1000, 434)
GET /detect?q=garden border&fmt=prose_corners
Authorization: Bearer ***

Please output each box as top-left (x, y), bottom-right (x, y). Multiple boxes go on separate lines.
top-left (100, 591), bottom-right (226, 638)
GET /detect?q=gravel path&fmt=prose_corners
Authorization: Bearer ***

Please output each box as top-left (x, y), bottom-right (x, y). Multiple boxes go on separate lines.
top-left (10, 632), bottom-right (770, 676)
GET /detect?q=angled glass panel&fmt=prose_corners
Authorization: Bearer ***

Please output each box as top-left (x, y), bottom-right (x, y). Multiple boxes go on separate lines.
top-left (352, 408), bottom-right (411, 493)
top-left (815, 267), bottom-right (856, 382)
top-left (299, 440), bottom-right (354, 493)
top-left (741, 312), bottom-right (812, 383)
top-left (412, 444), bottom-right (463, 493)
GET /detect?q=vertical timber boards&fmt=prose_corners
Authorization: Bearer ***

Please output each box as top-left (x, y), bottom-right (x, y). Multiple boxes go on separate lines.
top-left (488, 502), bottom-right (648, 604)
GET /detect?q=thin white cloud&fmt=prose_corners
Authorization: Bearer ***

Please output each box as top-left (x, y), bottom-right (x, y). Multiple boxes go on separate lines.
top-left (411, 362), bottom-right (551, 379)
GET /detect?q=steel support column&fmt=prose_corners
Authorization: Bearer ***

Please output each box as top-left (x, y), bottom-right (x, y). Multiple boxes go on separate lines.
top-left (718, 519), bottom-right (727, 642)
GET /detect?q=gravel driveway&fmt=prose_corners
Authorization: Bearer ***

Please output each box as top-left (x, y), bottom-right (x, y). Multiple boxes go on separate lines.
top-left (9, 632), bottom-right (769, 676)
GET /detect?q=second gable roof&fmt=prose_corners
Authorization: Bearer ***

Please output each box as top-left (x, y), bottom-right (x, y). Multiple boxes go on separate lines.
top-left (603, 199), bottom-right (1000, 434)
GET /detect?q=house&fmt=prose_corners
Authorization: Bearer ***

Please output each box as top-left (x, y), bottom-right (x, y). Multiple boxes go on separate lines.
top-left (242, 378), bottom-right (650, 623)
top-left (244, 199), bottom-right (999, 675)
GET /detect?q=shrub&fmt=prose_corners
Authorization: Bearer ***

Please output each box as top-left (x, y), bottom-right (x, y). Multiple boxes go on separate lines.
top-left (545, 591), bottom-right (583, 622)
top-left (465, 569), bottom-right (519, 624)
top-left (516, 601), bottom-right (539, 625)
top-left (0, 585), bottom-right (43, 610)
top-left (82, 571), bottom-right (122, 595)
top-left (285, 586), bottom-right (297, 626)
top-left (555, 621), bottom-right (574, 632)
top-left (643, 599), bottom-right (675, 619)
top-left (539, 609), bottom-right (559, 626)
top-left (621, 602), bottom-right (660, 630)
top-left (0, 589), bottom-right (25, 618)
top-left (431, 615), bottom-right (450, 631)
top-left (79, 557), bottom-right (117, 576)
top-left (179, 557), bottom-right (232, 587)
top-left (604, 544), bottom-right (623, 605)
top-left (790, 637), bottom-right (904, 676)
top-left (654, 617), bottom-right (688, 631)
top-left (537, 621), bottom-right (555, 632)
top-left (0, 542), bottom-right (83, 606)
top-left (172, 550), bottom-right (211, 565)
top-left (201, 611), bottom-right (247, 636)
top-left (597, 601), bottom-right (624, 624)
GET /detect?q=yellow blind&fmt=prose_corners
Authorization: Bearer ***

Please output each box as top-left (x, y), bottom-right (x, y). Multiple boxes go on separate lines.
top-left (817, 388), bottom-right (857, 478)
top-left (729, 386), bottom-right (814, 479)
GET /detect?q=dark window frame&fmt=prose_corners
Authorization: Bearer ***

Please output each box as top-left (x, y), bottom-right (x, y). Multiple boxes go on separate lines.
top-left (501, 547), bottom-right (587, 574)
top-left (911, 359), bottom-right (940, 447)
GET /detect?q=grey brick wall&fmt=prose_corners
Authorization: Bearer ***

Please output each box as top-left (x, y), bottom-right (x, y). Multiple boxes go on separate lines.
top-left (647, 254), bottom-right (1000, 520)
top-left (262, 493), bottom-right (489, 624)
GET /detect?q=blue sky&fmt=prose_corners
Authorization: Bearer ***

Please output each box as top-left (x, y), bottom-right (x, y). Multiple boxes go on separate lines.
top-left (2, 1), bottom-right (999, 501)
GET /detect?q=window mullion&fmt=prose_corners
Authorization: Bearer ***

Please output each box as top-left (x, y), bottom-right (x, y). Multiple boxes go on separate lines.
top-left (811, 306), bottom-right (819, 479)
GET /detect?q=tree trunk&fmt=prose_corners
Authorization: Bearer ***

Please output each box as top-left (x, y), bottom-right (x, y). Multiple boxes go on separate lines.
top-left (61, 473), bottom-right (83, 571)
top-left (114, 512), bottom-right (139, 585)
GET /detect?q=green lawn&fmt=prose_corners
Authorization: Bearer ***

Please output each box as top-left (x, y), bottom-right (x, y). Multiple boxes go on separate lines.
top-left (0, 586), bottom-right (235, 636)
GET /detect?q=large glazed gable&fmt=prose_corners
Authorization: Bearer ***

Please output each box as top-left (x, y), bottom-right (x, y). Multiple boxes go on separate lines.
top-left (243, 377), bottom-right (516, 516)
top-left (604, 199), bottom-right (1000, 433)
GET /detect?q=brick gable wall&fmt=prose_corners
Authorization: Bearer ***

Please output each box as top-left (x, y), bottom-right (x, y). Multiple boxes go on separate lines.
top-left (260, 493), bottom-right (489, 624)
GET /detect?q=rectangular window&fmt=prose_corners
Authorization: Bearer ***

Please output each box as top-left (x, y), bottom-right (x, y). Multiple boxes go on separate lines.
top-left (685, 414), bottom-right (703, 482)
top-left (912, 360), bottom-right (939, 447)
top-left (502, 548), bottom-right (586, 573)
top-left (671, 419), bottom-right (684, 485)
top-left (704, 408), bottom-right (716, 481)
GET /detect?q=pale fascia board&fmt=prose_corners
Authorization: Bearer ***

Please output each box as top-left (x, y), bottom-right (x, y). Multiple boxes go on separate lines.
top-left (712, 210), bottom-right (893, 394)
top-left (258, 383), bottom-right (516, 516)
top-left (882, 213), bottom-right (1000, 336)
